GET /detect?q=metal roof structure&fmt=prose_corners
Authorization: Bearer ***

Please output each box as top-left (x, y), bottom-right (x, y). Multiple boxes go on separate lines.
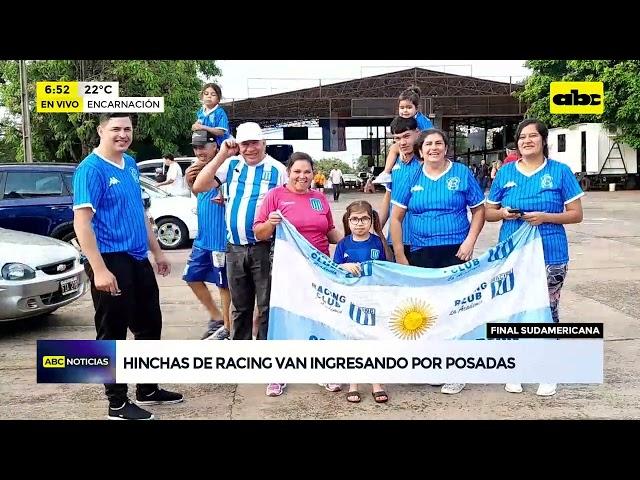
top-left (221, 67), bottom-right (527, 129)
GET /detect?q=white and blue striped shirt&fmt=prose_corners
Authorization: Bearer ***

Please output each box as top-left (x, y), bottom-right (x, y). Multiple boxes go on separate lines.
top-left (487, 159), bottom-right (584, 265)
top-left (217, 155), bottom-right (287, 245)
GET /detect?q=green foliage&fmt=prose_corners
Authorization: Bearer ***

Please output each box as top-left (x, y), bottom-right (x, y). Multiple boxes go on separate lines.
top-left (314, 158), bottom-right (354, 174)
top-left (519, 60), bottom-right (640, 148)
top-left (0, 60), bottom-right (220, 162)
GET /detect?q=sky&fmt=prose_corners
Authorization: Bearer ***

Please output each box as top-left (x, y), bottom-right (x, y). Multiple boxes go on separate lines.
top-left (214, 60), bottom-right (531, 166)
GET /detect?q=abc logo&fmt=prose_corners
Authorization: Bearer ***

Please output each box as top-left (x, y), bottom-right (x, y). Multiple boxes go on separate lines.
top-left (550, 82), bottom-right (604, 114)
top-left (43, 356), bottom-right (66, 368)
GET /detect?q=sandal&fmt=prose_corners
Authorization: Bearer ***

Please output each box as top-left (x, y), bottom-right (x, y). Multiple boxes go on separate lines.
top-left (318, 383), bottom-right (342, 392)
top-left (372, 390), bottom-right (388, 403)
top-left (346, 391), bottom-right (361, 403)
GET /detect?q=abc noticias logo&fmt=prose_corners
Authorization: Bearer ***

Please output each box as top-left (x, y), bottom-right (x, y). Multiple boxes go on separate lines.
top-left (550, 81), bottom-right (604, 114)
top-left (42, 355), bottom-right (110, 368)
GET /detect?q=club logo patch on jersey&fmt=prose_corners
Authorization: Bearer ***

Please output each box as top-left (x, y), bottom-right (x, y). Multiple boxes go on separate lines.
top-left (447, 176), bottom-right (461, 191)
top-left (129, 167), bottom-right (139, 184)
top-left (370, 249), bottom-right (380, 260)
top-left (310, 198), bottom-right (323, 211)
top-left (541, 174), bottom-right (553, 189)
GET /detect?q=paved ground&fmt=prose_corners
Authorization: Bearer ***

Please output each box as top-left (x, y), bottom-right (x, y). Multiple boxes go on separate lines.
top-left (1, 190), bottom-right (639, 420)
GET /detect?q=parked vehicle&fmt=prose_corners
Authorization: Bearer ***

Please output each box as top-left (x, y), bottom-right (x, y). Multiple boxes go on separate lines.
top-left (139, 177), bottom-right (198, 250)
top-left (0, 163), bottom-right (152, 246)
top-left (137, 157), bottom-right (196, 183)
top-left (548, 123), bottom-right (639, 191)
top-left (342, 173), bottom-right (363, 189)
top-left (0, 227), bottom-right (89, 322)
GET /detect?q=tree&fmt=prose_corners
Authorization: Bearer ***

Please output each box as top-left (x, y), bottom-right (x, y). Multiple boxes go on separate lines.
top-left (518, 60), bottom-right (640, 148)
top-left (314, 158), bottom-right (354, 174)
top-left (0, 60), bottom-right (220, 162)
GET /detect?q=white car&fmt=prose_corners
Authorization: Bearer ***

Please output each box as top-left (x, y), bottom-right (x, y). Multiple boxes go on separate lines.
top-left (0, 228), bottom-right (89, 322)
top-left (137, 157), bottom-right (195, 184)
top-left (139, 177), bottom-right (198, 250)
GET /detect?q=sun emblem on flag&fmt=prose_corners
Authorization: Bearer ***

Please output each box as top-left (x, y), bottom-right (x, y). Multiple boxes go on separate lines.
top-left (389, 298), bottom-right (437, 339)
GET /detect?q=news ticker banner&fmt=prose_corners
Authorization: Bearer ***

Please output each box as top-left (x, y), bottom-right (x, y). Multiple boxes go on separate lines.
top-left (38, 326), bottom-right (603, 384)
top-left (36, 81), bottom-right (164, 113)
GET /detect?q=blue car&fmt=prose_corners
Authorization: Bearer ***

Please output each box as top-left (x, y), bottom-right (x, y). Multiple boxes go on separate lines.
top-left (0, 163), bottom-right (151, 243)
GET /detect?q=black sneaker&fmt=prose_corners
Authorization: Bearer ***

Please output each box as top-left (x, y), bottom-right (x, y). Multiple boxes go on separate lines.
top-left (107, 400), bottom-right (154, 420)
top-left (201, 319), bottom-right (224, 340)
top-left (135, 388), bottom-right (184, 405)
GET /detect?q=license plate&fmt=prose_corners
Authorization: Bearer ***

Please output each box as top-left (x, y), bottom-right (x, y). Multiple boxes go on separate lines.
top-left (60, 276), bottom-right (79, 296)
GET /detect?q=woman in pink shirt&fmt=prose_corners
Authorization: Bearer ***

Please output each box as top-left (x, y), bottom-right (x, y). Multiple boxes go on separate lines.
top-left (254, 151), bottom-right (344, 396)
top-left (254, 152), bottom-right (342, 255)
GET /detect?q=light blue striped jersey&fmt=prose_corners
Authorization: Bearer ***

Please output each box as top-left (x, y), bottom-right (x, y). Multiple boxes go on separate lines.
top-left (386, 155), bottom-right (422, 245)
top-left (193, 187), bottom-right (227, 252)
top-left (217, 155), bottom-right (287, 245)
top-left (73, 152), bottom-right (148, 260)
top-left (415, 111), bottom-right (433, 131)
top-left (197, 105), bottom-right (230, 147)
top-left (391, 161), bottom-right (485, 250)
top-left (487, 159), bottom-right (584, 265)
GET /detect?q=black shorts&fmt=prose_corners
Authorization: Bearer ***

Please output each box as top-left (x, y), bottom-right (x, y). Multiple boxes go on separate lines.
top-left (410, 244), bottom-right (463, 269)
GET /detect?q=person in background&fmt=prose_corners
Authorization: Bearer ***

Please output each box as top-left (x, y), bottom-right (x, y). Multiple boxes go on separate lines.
top-left (156, 153), bottom-right (188, 196)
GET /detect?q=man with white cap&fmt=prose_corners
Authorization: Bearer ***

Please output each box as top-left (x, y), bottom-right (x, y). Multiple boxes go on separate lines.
top-left (192, 123), bottom-right (288, 394)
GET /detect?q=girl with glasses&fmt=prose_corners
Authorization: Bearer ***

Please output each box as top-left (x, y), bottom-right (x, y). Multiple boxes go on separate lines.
top-left (333, 200), bottom-right (391, 403)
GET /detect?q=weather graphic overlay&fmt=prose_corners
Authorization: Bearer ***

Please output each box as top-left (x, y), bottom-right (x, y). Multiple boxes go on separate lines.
top-left (36, 81), bottom-right (163, 113)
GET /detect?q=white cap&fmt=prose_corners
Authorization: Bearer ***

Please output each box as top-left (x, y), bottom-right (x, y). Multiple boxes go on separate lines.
top-left (235, 122), bottom-right (264, 143)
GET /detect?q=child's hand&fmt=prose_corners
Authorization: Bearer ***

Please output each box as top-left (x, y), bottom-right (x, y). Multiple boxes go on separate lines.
top-left (192, 121), bottom-right (204, 131)
top-left (339, 263), bottom-right (362, 276)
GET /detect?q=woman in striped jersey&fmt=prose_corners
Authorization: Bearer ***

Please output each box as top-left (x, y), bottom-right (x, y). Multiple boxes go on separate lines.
top-left (390, 128), bottom-right (486, 396)
top-left (486, 119), bottom-right (584, 397)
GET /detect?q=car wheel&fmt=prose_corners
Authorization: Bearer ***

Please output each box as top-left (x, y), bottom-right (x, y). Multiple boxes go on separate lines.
top-left (61, 230), bottom-right (77, 243)
top-left (156, 217), bottom-right (188, 250)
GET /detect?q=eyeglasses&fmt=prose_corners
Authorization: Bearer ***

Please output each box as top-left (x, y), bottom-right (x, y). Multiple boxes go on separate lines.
top-left (349, 216), bottom-right (371, 225)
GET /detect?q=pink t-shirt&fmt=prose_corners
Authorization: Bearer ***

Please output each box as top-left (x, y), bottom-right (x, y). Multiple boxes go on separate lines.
top-left (254, 185), bottom-right (335, 255)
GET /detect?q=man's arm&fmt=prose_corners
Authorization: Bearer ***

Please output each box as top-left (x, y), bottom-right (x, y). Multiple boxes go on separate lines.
top-left (145, 214), bottom-right (170, 276)
top-left (192, 140), bottom-right (237, 194)
top-left (379, 190), bottom-right (391, 228)
top-left (74, 208), bottom-right (120, 294)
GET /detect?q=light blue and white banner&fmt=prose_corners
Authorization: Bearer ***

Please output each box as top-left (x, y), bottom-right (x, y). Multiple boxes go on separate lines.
top-left (268, 217), bottom-right (553, 342)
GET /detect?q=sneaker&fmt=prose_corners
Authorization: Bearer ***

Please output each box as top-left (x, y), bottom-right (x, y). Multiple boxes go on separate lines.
top-left (265, 383), bottom-right (287, 397)
top-left (201, 319), bottom-right (224, 340)
top-left (318, 383), bottom-right (342, 392)
top-left (536, 383), bottom-right (557, 396)
top-left (372, 171), bottom-right (392, 184)
top-left (108, 400), bottom-right (154, 420)
top-left (135, 388), bottom-right (184, 405)
top-left (441, 383), bottom-right (465, 395)
top-left (210, 326), bottom-right (230, 340)
top-left (505, 383), bottom-right (523, 393)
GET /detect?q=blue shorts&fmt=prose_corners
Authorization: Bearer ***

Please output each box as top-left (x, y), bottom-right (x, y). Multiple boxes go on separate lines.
top-left (182, 245), bottom-right (228, 288)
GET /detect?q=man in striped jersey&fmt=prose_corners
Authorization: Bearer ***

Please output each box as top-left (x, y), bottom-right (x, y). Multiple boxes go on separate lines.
top-left (192, 122), bottom-right (288, 343)
top-left (377, 116), bottom-right (422, 262)
top-left (73, 113), bottom-right (183, 420)
top-left (183, 130), bottom-right (232, 340)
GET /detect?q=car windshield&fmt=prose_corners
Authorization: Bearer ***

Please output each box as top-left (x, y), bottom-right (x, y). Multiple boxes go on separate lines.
top-left (140, 177), bottom-right (170, 197)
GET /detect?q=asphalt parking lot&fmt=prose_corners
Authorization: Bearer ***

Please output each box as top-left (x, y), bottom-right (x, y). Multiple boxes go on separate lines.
top-left (1, 190), bottom-right (638, 419)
